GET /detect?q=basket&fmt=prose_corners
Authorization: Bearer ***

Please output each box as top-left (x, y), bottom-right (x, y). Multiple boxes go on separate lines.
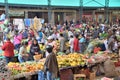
top-left (33, 54), bottom-right (42, 61)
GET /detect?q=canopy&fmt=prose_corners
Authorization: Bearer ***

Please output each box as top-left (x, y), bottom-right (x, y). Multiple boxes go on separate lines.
top-left (0, 0), bottom-right (120, 7)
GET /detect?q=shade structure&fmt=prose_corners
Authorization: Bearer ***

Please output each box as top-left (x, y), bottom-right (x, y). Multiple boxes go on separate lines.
top-left (0, 0), bottom-right (120, 7)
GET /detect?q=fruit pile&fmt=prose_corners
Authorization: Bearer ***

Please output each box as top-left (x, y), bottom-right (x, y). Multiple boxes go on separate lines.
top-left (87, 52), bottom-right (109, 64)
top-left (7, 53), bottom-right (88, 75)
top-left (7, 61), bottom-right (44, 75)
top-left (57, 53), bottom-right (87, 68)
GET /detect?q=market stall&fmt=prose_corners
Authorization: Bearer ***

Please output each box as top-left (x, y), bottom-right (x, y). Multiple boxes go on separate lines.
top-left (5, 52), bottom-right (117, 80)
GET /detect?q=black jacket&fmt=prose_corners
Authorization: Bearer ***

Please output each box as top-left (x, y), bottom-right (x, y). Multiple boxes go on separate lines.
top-left (30, 44), bottom-right (40, 55)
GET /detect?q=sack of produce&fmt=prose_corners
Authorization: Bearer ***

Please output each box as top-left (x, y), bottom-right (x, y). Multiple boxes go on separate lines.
top-left (104, 59), bottom-right (118, 77)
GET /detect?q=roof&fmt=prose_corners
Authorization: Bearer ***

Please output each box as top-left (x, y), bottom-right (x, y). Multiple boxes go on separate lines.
top-left (0, 0), bottom-right (120, 8)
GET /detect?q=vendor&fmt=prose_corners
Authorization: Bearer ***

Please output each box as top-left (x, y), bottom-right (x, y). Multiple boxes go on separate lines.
top-left (18, 41), bottom-right (29, 63)
top-left (30, 38), bottom-right (41, 60)
top-left (44, 45), bottom-right (59, 80)
top-left (2, 37), bottom-right (14, 63)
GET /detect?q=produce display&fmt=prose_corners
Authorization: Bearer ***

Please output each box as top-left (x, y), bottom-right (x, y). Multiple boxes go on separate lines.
top-left (7, 61), bottom-right (44, 75)
top-left (7, 52), bottom-right (115, 79)
top-left (85, 39), bottom-right (103, 53)
top-left (87, 52), bottom-right (109, 64)
top-left (57, 53), bottom-right (87, 68)
top-left (7, 53), bottom-right (87, 76)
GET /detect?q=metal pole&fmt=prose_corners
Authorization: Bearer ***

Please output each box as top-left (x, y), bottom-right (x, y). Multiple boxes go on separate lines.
top-left (5, 0), bottom-right (9, 18)
top-left (48, 0), bottom-right (52, 24)
top-left (79, 0), bottom-right (83, 23)
top-left (105, 0), bottom-right (109, 24)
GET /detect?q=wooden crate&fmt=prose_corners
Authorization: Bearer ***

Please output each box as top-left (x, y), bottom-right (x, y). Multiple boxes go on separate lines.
top-left (89, 72), bottom-right (96, 80)
top-left (60, 69), bottom-right (73, 80)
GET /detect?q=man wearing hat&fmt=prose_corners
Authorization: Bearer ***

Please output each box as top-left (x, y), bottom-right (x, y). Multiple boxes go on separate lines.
top-left (45, 36), bottom-right (54, 57)
top-left (44, 45), bottom-right (59, 80)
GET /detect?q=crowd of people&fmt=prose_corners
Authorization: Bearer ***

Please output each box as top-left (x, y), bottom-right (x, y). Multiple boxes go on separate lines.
top-left (1, 20), bottom-right (120, 63)
top-left (0, 17), bottom-right (120, 80)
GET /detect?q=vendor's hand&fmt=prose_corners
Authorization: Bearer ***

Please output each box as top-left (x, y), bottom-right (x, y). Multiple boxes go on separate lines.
top-left (35, 52), bottom-right (38, 55)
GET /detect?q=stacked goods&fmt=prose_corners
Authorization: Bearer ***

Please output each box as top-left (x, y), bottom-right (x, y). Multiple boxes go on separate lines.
top-left (7, 53), bottom-right (110, 78)
top-left (87, 52), bottom-right (109, 64)
top-left (7, 61), bottom-right (44, 76)
top-left (85, 39), bottom-right (102, 53)
top-left (0, 59), bottom-right (11, 80)
top-left (7, 53), bottom-right (88, 76)
top-left (57, 53), bottom-right (87, 68)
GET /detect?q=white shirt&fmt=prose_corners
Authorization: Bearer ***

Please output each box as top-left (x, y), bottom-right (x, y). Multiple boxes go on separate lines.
top-left (18, 46), bottom-right (27, 57)
top-left (45, 42), bottom-right (54, 57)
top-left (68, 31), bottom-right (73, 38)
top-left (52, 33), bottom-right (57, 40)
top-left (113, 41), bottom-right (118, 50)
top-left (104, 39), bottom-right (108, 50)
top-left (69, 38), bottom-right (74, 48)
top-left (46, 51), bottom-right (49, 57)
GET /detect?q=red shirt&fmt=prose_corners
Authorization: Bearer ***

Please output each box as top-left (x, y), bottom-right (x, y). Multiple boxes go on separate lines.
top-left (29, 30), bottom-right (34, 37)
top-left (2, 41), bottom-right (14, 57)
top-left (73, 38), bottom-right (79, 52)
top-left (93, 47), bottom-right (101, 54)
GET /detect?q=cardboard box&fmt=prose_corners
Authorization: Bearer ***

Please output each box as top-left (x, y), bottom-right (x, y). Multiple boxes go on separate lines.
top-left (89, 71), bottom-right (96, 80)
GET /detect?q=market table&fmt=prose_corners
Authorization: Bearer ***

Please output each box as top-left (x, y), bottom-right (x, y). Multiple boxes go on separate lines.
top-left (7, 53), bottom-right (113, 80)
top-left (11, 71), bottom-right (38, 80)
